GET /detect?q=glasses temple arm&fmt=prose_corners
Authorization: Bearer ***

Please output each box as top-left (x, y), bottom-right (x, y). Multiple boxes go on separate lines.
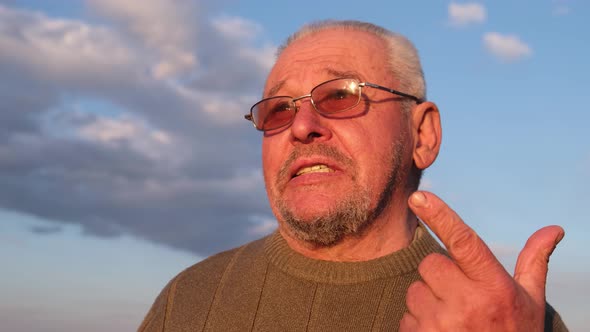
top-left (362, 82), bottom-right (424, 104)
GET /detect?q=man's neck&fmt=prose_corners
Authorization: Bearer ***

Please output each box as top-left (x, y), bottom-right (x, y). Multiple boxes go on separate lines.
top-left (279, 204), bottom-right (418, 262)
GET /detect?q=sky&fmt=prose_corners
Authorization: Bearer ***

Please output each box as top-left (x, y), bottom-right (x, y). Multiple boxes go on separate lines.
top-left (0, 0), bottom-right (588, 331)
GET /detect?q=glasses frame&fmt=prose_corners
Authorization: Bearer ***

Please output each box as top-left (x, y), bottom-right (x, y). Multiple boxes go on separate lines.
top-left (244, 77), bottom-right (424, 131)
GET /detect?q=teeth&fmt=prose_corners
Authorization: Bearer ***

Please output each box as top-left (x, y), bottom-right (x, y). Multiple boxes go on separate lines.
top-left (295, 164), bottom-right (334, 176)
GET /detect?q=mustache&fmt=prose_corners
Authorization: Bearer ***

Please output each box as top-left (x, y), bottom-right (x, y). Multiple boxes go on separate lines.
top-left (277, 144), bottom-right (354, 182)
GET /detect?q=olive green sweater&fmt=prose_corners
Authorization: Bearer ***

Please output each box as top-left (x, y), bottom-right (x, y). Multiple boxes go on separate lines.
top-left (139, 226), bottom-right (567, 331)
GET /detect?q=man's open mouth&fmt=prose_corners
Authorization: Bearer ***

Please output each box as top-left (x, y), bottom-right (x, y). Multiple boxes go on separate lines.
top-left (294, 164), bottom-right (335, 177)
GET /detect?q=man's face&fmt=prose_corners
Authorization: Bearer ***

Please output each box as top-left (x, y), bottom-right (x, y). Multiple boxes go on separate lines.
top-left (261, 29), bottom-right (415, 245)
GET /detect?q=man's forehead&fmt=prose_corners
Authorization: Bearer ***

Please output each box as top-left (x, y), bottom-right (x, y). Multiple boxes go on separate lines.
top-left (263, 29), bottom-right (387, 96)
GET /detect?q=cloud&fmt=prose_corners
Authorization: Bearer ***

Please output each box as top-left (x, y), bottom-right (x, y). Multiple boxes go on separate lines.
top-left (551, 0), bottom-right (571, 16)
top-left (0, 2), bottom-right (277, 256)
top-left (86, 0), bottom-right (198, 79)
top-left (483, 32), bottom-right (532, 62)
top-left (30, 224), bottom-right (63, 234)
top-left (0, 7), bottom-right (137, 86)
top-left (552, 5), bottom-right (570, 16)
top-left (75, 115), bottom-right (177, 162)
top-left (448, 2), bottom-right (486, 27)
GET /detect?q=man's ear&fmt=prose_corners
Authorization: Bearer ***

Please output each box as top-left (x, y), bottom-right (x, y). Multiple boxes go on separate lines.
top-left (411, 101), bottom-right (442, 170)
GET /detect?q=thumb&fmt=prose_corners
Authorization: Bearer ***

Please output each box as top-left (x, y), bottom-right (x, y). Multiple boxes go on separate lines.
top-left (513, 225), bottom-right (564, 304)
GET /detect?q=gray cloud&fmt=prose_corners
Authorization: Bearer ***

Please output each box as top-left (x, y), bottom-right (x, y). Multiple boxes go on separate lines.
top-left (0, 2), bottom-right (277, 255)
top-left (30, 224), bottom-right (63, 235)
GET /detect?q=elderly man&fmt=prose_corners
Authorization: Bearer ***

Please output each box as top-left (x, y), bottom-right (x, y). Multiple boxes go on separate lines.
top-left (139, 20), bottom-right (567, 331)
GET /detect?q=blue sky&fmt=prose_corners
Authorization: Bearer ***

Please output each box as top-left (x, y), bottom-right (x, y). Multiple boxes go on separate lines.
top-left (0, 0), bottom-right (588, 331)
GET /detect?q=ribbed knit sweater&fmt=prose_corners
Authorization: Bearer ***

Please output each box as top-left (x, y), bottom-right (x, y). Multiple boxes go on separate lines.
top-left (138, 225), bottom-right (567, 331)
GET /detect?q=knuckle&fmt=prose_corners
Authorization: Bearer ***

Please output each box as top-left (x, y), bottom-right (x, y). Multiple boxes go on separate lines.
top-left (448, 226), bottom-right (478, 251)
top-left (400, 313), bottom-right (411, 325)
top-left (406, 281), bottom-right (423, 300)
top-left (447, 226), bottom-right (483, 263)
top-left (405, 281), bottom-right (427, 311)
top-left (399, 313), bottom-right (415, 332)
top-left (418, 253), bottom-right (449, 277)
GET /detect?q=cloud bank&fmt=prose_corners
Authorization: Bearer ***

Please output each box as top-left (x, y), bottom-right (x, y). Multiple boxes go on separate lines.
top-left (0, 2), bottom-right (277, 255)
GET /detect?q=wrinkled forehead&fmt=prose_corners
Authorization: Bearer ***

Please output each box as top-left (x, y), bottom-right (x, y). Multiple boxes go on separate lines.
top-left (264, 29), bottom-right (390, 96)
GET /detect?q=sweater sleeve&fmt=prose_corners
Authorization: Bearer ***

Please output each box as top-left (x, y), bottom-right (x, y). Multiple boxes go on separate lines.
top-left (137, 277), bottom-right (177, 332)
top-left (545, 302), bottom-right (569, 332)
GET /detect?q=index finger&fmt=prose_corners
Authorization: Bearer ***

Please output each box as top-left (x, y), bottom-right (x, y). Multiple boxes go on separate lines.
top-left (408, 191), bottom-right (509, 282)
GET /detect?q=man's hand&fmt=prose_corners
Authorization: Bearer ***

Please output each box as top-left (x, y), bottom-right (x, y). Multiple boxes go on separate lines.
top-left (400, 191), bottom-right (564, 331)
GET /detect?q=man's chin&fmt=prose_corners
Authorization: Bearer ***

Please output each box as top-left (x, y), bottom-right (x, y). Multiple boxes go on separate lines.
top-left (280, 190), bottom-right (348, 210)
top-left (276, 199), bottom-right (373, 246)
top-left (281, 212), bottom-right (327, 226)
top-left (278, 201), bottom-right (341, 223)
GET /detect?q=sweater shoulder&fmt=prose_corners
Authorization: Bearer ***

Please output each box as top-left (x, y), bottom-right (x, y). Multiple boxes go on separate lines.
top-left (137, 236), bottom-right (269, 332)
top-left (545, 302), bottom-right (569, 332)
top-left (176, 235), bottom-right (268, 283)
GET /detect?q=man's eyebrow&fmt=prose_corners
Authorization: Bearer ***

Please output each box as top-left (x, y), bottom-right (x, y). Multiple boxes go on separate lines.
top-left (266, 80), bottom-right (285, 98)
top-left (325, 69), bottom-right (362, 80)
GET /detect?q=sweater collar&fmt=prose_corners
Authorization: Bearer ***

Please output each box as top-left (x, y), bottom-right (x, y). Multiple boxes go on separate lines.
top-left (264, 223), bottom-right (445, 284)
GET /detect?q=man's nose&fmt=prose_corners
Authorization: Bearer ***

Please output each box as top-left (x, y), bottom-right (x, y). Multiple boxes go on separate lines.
top-left (289, 99), bottom-right (332, 143)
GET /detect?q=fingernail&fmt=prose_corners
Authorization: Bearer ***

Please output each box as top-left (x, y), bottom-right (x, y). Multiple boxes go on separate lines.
top-left (555, 230), bottom-right (565, 246)
top-left (410, 192), bottom-right (428, 208)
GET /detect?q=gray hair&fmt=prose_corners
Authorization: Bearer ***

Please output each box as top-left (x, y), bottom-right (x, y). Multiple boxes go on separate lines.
top-left (277, 20), bottom-right (427, 102)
